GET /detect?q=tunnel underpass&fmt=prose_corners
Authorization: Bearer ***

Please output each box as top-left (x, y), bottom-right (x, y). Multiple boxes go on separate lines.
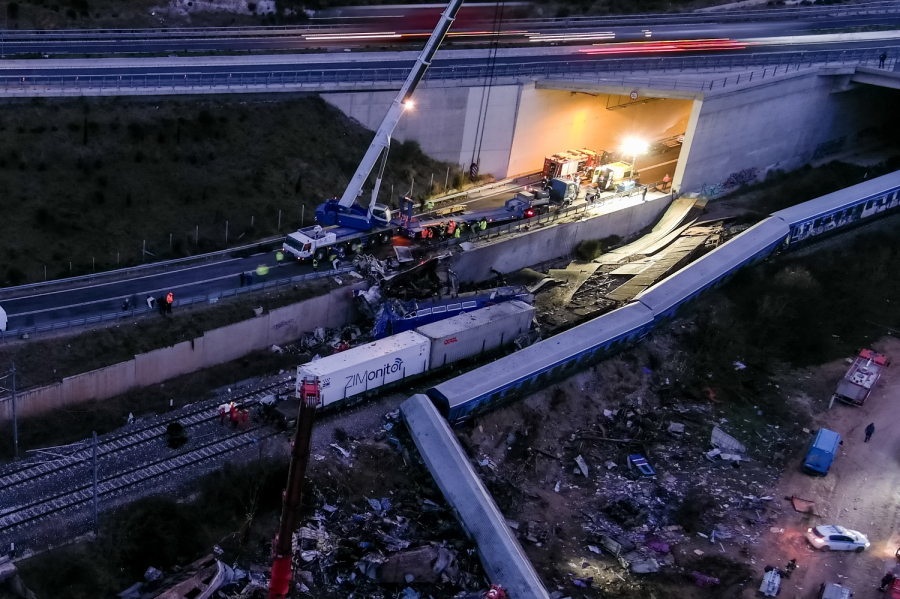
top-left (504, 81), bottom-right (695, 187)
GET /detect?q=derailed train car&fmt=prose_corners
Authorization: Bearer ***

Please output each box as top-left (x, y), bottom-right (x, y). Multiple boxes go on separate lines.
top-left (297, 300), bottom-right (535, 407)
top-left (294, 171), bottom-right (900, 422)
top-left (423, 170), bottom-right (900, 423)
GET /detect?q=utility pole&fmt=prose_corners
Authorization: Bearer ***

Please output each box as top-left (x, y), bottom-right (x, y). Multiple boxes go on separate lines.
top-left (92, 431), bottom-right (98, 531)
top-left (277, 209), bottom-right (281, 231)
top-left (10, 362), bottom-right (17, 461)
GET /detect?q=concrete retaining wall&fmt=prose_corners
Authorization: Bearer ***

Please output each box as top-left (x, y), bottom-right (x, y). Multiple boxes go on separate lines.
top-left (322, 85), bottom-right (521, 179)
top-left (0, 286), bottom-right (359, 421)
top-left (679, 70), bottom-right (900, 192)
top-left (451, 197), bottom-right (670, 282)
top-left (135, 339), bottom-right (206, 387)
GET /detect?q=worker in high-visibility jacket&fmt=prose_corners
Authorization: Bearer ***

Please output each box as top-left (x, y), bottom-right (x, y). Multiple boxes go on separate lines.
top-left (446, 220), bottom-right (456, 236)
top-left (165, 292), bottom-right (174, 315)
top-left (479, 218), bottom-right (488, 231)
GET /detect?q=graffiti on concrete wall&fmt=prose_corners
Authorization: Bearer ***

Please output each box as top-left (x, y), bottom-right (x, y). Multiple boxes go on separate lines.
top-left (698, 167), bottom-right (760, 198)
top-left (699, 182), bottom-right (724, 198)
top-left (723, 167), bottom-right (760, 189)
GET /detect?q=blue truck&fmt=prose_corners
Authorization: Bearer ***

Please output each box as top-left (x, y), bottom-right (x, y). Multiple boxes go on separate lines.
top-left (802, 428), bottom-right (841, 476)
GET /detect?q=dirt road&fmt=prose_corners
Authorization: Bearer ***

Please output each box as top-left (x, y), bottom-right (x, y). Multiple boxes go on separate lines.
top-left (761, 337), bottom-right (900, 598)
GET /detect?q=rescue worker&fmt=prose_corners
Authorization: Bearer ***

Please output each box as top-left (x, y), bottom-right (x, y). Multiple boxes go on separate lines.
top-left (447, 220), bottom-right (456, 237)
top-left (312, 258), bottom-right (319, 272)
top-left (663, 174), bottom-right (671, 191)
top-left (454, 225), bottom-right (461, 238)
top-left (438, 221), bottom-right (446, 238)
top-left (165, 292), bottom-right (174, 314)
top-left (239, 272), bottom-right (245, 287)
top-left (479, 218), bottom-right (488, 231)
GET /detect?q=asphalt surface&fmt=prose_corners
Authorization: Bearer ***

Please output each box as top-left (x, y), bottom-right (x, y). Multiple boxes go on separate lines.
top-left (0, 2), bottom-right (899, 55)
top-left (0, 251), bottom-right (315, 329)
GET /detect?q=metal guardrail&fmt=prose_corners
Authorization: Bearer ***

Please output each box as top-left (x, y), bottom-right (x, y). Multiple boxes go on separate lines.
top-left (0, 265), bottom-right (354, 343)
top-left (2, 47), bottom-right (896, 93)
top-left (436, 181), bottom-right (664, 248)
top-left (0, 0), bottom-right (897, 39)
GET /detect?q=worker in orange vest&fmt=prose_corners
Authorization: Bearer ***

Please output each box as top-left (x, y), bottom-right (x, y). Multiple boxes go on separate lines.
top-left (447, 220), bottom-right (456, 236)
top-left (165, 292), bottom-right (174, 314)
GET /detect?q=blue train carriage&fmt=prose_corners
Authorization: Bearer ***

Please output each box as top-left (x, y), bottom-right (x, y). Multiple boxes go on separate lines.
top-left (427, 302), bottom-right (655, 424)
top-left (773, 170), bottom-right (900, 248)
top-left (633, 217), bottom-right (791, 321)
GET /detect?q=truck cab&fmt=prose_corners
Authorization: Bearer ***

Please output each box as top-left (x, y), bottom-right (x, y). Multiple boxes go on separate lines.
top-left (283, 225), bottom-right (337, 260)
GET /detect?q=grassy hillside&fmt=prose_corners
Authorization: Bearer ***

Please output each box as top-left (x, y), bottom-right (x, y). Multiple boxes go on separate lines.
top-left (0, 95), bottom-right (459, 286)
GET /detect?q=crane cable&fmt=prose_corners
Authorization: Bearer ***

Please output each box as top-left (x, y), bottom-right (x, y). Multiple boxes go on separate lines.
top-left (469, 1), bottom-right (506, 176)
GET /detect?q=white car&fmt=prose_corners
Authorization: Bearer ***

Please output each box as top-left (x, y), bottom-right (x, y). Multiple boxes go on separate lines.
top-left (806, 525), bottom-right (870, 552)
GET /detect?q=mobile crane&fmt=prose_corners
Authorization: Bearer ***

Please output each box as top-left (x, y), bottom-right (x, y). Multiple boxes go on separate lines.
top-left (268, 377), bottom-right (320, 599)
top-left (282, 0), bottom-right (465, 262)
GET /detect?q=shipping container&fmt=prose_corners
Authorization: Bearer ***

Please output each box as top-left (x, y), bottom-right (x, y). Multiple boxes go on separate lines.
top-left (297, 331), bottom-right (430, 407)
top-left (416, 300), bottom-right (535, 368)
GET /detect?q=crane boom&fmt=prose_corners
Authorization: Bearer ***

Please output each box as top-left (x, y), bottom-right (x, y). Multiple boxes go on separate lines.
top-left (268, 377), bottom-right (320, 599)
top-left (332, 0), bottom-right (465, 218)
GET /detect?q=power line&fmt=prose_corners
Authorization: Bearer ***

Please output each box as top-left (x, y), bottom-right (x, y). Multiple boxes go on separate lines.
top-left (469, 0), bottom-right (506, 174)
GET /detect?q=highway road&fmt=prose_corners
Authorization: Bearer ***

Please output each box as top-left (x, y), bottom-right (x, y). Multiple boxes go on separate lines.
top-left (0, 34), bottom-right (898, 85)
top-left (0, 2), bottom-right (898, 56)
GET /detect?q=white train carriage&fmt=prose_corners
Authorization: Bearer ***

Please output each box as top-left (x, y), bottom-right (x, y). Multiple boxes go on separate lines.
top-left (634, 217), bottom-right (790, 321)
top-left (427, 303), bottom-right (654, 423)
top-left (774, 170), bottom-right (900, 247)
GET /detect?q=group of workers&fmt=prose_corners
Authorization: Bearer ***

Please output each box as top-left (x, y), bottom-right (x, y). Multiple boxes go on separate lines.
top-left (120, 293), bottom-right (174, 314)
top-left (219, 402), bottom-right (250, 428)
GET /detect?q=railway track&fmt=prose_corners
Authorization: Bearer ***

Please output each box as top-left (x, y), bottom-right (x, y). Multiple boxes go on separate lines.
top-left (0, 426), bottom-right (280, 534)
top-left (0, 379), bottom-right (292, 492)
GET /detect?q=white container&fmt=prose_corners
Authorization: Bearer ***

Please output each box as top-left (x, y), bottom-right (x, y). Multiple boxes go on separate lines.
top-left (297, 330), bottom-right (430, 407)
top-left (416, 300), bottom-right (534, 368)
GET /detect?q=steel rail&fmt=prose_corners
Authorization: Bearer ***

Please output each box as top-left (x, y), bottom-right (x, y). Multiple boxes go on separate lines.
top-left (0, 381), bottom-right (290, 489)
top-left (0, 427), bottom-right (280, 534)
